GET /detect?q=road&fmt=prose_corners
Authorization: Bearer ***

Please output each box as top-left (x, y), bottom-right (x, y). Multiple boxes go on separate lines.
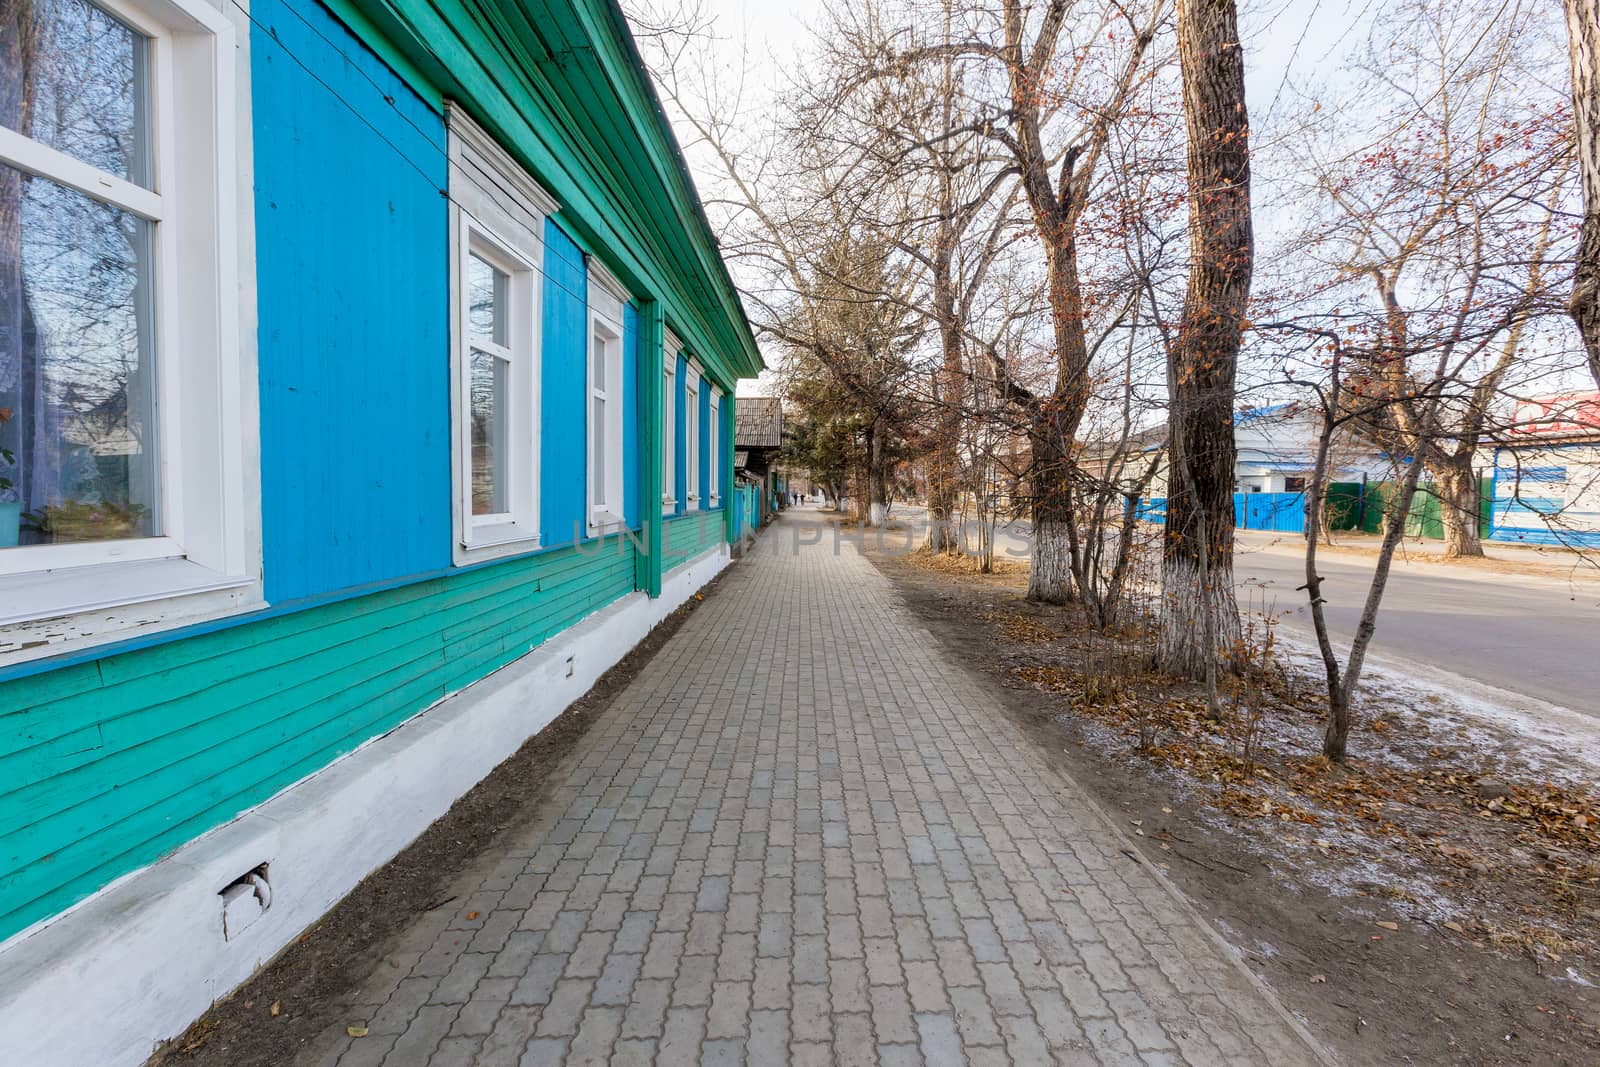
top-left (1230, 537), bottom-right (1600, 712)
top-left (886, 506), bottom-right (1600, 713)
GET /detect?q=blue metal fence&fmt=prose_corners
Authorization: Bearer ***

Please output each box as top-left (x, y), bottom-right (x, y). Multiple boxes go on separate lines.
top-left (1138, 491), bottom-right (1308, 533)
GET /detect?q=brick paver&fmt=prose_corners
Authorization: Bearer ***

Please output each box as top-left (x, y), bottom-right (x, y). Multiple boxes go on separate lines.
top-left (309, 510), bottom-right (1327, 1066)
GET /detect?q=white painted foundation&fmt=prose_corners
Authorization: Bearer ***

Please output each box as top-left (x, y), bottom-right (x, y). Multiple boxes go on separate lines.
top-left (0, 545), bottom-right (730, 1067)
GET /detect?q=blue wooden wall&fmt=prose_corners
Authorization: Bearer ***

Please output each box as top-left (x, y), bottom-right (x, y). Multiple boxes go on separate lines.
top-left (253, 0), bottom-right (452, 604)
top-left (672, 351), bottom-right (688, 517)
top-left (541, 220), bottom-right (590, 548)
top-left (623, 303), bottom-right (640, 530)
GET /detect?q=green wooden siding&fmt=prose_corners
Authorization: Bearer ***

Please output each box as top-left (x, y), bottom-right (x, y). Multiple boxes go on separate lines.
top-left (0, 542), bottom-right (635, 943)
top-left (663, 512), bottom-right (724, 572)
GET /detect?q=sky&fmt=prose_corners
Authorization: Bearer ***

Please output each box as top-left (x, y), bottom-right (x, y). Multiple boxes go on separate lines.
top-left (673, 0), bottom-right (1381, 141)
top-left (659, 0), bottom-right (1385, 394)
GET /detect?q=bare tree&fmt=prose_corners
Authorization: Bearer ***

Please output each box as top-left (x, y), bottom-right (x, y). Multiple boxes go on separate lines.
top-left (1565, 0), bottom-right (1600, 385)
top-left (1293, 0), bottom-right (1575, 559)
top-left (1157, 0), bottom-right (1251, 679)
top-left (1290, 331), bottom-right (1443, 760)
top-left (802, 0), bottom-right (1028, 546)
top-left (991, 0), bottom-right (1170, 603)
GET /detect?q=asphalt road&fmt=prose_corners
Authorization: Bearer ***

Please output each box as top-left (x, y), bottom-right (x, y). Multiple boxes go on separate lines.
top-left (887, 505), bottom-right (1600, 713)
top-left (1233, 539), bottom-right (1600, 713)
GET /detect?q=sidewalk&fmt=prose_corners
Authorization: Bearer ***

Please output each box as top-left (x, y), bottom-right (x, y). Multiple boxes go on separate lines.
top-left (307, 508), bottom-right (1326, 1066)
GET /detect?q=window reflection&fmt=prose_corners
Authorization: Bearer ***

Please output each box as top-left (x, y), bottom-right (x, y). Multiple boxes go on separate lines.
top-left (469, 350), bottom-right (507, 516)
top-left (467, 253), bottom-right (506, 346)
top-left (0, 163), bottom-right (159, 546)
top-left (1, 0), bottom-right (151, 187)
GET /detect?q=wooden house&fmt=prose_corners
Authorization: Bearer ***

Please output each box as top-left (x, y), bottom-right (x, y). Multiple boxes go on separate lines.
top-left (0, 1), bottom-right (761, 1061)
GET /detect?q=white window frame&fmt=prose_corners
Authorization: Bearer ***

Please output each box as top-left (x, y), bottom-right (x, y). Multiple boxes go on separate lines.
top-left (662, 328), bottom-right (681, 515)
top-left (457, 222), bottom-right (539, 552)
top-left (685, 363), bottom-right (701, 510)
top-left (0, 0), bottom-right (258, 661)
top-left (709, 386), bottom-right (723, 507)
top-left (447, 104), bottom-right (556, 565)
top-left (586, 258), bottom-right (628, 536)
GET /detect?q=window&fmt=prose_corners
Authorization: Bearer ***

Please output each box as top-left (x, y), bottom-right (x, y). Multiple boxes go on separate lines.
top-left (662, 329), bottom-right (680, 514)
top-left (587, 258), bottom-right (627, 534)
top-left (462, 232), bottom-right (535, 540)
top-left (709, 387), bottom-right (723, 507)
top-left (685, 364), bottom-right (700, 509)
top-left (447, 104), bottom-right (555, 563)
top-left (0, 0), bottom-right (251, 648)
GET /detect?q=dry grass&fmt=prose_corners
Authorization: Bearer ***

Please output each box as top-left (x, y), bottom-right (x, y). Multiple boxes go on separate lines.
top-left (905, 548), bottom-right (1028, 579)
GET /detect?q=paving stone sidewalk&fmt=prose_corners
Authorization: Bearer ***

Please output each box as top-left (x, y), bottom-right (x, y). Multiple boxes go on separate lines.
top-left (310, 509), bottom-right (1327, 1066)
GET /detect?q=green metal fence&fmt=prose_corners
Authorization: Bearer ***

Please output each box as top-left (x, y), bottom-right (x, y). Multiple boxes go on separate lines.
top-left (1355, 479), bottom-right (1492, 539)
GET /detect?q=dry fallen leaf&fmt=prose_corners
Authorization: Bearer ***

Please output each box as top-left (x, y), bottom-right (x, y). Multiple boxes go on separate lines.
top-left (1443, 921), bottom-right (1465, 934)
top-left (466, 911), bottom-right (480, 921)
top-left (1376, 921), bottom-right (1399, 931)
top-left (270, 1001), bottom-right (281, 1018)
top-left (347, 1026), bottom-right (369, 1039)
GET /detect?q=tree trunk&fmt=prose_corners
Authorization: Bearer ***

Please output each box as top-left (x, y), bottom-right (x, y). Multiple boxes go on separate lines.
top-left (1027, 237), bottom-right (1090, 604)
top-left (1161, 0), bottom-right (1252, 678)
top-left (1566, 0), bottom-right (1600, 387)
top-left (925, 60), bottom-right (963, 555)
top-left (1027, 402), bottom-right (1076, 602)
top-left (865, 424), bottom-right (889, 527)
top-left (925, 312), bottom-right (962, 551)
top-left (1435, 457), bottom-right (1483, 559)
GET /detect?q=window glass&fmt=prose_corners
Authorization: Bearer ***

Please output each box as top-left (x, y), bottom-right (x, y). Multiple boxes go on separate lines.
top-left (469, 350), bottom-right (507, 515)
top-left (590, 332), bottom-right (606, 392)
top-left (0, 162), bottom-right (159, 546)
top-left (2, 0), bottom-right (151, 186)
top-left (467, 253), bottom-right (506, 346)
top-left (591, 392), bottom-right (606, 505)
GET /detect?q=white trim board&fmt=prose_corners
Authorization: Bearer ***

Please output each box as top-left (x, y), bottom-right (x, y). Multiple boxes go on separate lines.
top-left (0, 544), bottom-right (730, 1067)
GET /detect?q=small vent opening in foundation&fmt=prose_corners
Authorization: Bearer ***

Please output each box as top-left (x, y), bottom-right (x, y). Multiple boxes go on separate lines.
top-left (220, 863), bottom-right (272, 941)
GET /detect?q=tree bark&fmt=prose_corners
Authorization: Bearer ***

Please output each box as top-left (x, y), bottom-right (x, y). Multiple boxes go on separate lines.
top-left (925, 270), bottom-right (962, 552)
top-left (1566, 0), bottom-right (1600, 387)
top-left (1026, 237), bottom-right (1090, 603)
top-left (1435, 454), bottom-right (1483, 559)
top-left (865, 422), bottom-right (890, 527)
top-left (1160, 0), bottom-right (1251, 678)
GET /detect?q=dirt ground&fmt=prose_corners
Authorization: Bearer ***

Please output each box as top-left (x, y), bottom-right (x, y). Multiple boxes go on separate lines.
top-left (148, 584), bottom-right (718, 1067)
top-left (865, 540), bottom-right (1600, 1066)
